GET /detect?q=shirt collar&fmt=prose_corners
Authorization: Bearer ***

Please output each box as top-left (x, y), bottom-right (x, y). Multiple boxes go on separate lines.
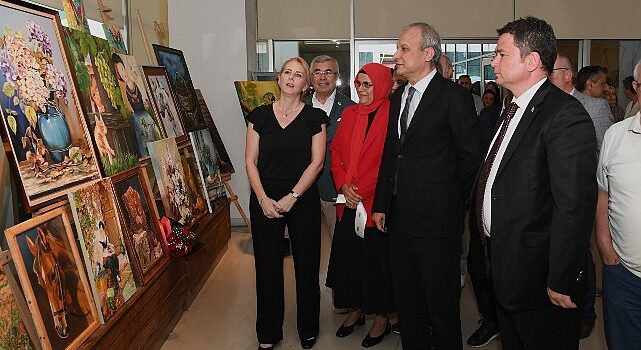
top-left (628, 111), bottom-right (641, 134)
top-left (407, 69), bottom-right (437, 96)
top-left (512, 78), bottom-right (547, 110)
top-left (312, 89), bottom-right (336, 105)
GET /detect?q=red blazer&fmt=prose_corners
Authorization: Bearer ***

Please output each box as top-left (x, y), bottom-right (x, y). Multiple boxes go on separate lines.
top-left (331, 105), bottom-right (389, 227)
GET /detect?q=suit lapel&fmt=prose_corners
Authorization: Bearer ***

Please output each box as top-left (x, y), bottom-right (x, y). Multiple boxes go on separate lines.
top-left (403, 74), bottom-right (444, 147)
top-left (495, 80), bottom-right (551, 178)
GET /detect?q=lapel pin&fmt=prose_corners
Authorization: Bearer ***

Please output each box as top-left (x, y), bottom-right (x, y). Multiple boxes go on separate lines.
top-left (531, 106), bottom-right (535, 113)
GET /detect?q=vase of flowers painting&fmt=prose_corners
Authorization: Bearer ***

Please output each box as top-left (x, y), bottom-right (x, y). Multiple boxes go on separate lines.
top-left (36, 93), bottom-right (72, 163)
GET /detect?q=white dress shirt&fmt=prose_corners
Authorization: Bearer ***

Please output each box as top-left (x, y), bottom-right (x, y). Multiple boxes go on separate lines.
top-left (312, 90), bottom-right (336, 117)
top-left (397, 69), bottom-right (437, 137)
top-left (482, 78), bottom-right (547, 236)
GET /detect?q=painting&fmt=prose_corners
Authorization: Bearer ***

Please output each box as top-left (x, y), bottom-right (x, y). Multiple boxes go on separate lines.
top-left (102, 24), bottom-right (127, 54)
top-left (195, 89), bottom-right (234, 174)
top-left (5, 207), bottom-right (99, 350)
top-left (142, 66), bottom-right (185, 138)
top-left (0, 1), bottom-right (100, 208)
top-left (111, 53), bottom-right (163, 157)
top-left (152, 44), bottom-right (206, 132)
top-left (189, 129), bottom-right (226, 213)
top-left (68, 179), bottom-right (137, 324)
top-left (61, 0), bottom-right (89, 33)
top-left (181, 155), bottom-right (208, 220)
top-left (0, 251), bottom-right (39, 350)
top-left (234, 80), bottom-right (280, 122)
top-left (148, 138), bottom-right (201, 227)
top-left (64, 28), bottom-right (138, 177)
top-left (111, 166), bottom-right (167, 285)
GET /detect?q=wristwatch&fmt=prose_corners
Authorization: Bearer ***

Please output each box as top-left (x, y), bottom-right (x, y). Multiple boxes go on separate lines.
top-left (290, 190), bottom-right (301, 198)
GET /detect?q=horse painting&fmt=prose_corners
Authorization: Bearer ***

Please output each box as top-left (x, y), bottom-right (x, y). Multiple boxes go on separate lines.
top-left (26, 226), bottom-right (91, 339)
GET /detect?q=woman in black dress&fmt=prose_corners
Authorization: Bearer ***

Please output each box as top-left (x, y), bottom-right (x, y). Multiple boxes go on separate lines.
top-left (245, 57), bottom-right (328, 350)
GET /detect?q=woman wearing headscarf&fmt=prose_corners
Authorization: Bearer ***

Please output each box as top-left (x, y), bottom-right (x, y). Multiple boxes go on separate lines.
top-left (326, 63), bottom-right (394, 348)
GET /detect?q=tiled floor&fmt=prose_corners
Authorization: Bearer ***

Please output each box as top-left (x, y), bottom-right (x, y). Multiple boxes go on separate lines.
top-left (161, 224), bottom-right (608, 350)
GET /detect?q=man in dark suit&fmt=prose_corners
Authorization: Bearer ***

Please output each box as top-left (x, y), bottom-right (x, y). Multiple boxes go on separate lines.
top-left (472, 17), bottom-right (597, 349)
top-left (372, 22), bottom-right (482, 349)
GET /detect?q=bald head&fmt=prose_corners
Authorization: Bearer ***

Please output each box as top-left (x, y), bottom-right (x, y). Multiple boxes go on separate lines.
top-left (549, 54), bottom-right (575, 94)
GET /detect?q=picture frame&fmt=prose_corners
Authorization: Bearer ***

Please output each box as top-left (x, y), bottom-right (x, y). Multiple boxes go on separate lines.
top-left (234, 80), bottom-right (280, 122)
top-left (5, 207), bottom-right (100, 350)
top-left (0, 0), bottom-right (101, 209)
top-left (195, 89), bottom-right (234, 174)
top-left (110, 166), bottom-right (168, 285)
top-left (152, 44), bottom-right (207, 132)
top-left (141, 66), bottom-right (185, 138)
top-left (0, 250), bottom-right (40, 350)
top-left (189, 129), bottom-right (227, 213)
top-left (68, 179), bottom-right (137, 324)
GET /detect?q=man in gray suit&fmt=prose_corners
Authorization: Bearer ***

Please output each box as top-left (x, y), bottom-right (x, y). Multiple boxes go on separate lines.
top-left (550, 55), bottom-right (613, 340)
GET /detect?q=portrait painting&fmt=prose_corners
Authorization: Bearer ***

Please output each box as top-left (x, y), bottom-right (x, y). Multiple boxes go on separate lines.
top-left (142, 66), bottom-right (185, 138)
top-left (189, 129), bottom-right (227, 213)
top-left (111, 53), bottom-right (163, 157)
top-left (195, 89), bottom-right (234, 174)
top-left (110, 167), bottom-right (167, 285)
top-left (64, 28), bottom-right (138, 176)
top-left (234, 80), bottom-right (280, 122)
top-left (68, 179), bottom-right (137, 324)
top-left (0, 1), bottom-right (100, 208)
top-left (5, 207), bottom-right (99, 350)
top-left (152, 44), bottom-right (206, 132)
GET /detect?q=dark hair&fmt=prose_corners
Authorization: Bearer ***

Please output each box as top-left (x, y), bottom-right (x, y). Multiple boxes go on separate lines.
top-left (497, 17), bottom-right (557, 74)
top-left (458, 75), bottom-right (471, 82)
top-left (111, 53), bottom-right (124, 80)
top-left (482, 89), bottom-right (500, 106)
top-left (623, 76), bottom-right (635, 91)
top-left (576, 66), bottom-right (606, 92)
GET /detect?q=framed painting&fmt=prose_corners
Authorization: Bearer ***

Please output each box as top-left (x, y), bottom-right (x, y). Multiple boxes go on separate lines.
top-left (147, 138), bottom-right (201, 227)
top-left (152, 44), bottom-right (206, 132)
top-left (68, 179), bottom-right (137, 324)
top-left (0, 1), bottom-right (100, 208)
top-left (141, 66), bottom-right (185, 138)
top-left (5, 207), bottom-right (99, 350)
top-left (110, 166), bottom-right (167, 285)
top-left (63, 28), bottom-right (138, 177)
top-left (233, 80), bottom-right (280, 122)
top-left (195, 89), bottom-right (234, 174)
top-left (180, 155), bottom-right (208, 221)
top-left (61, 0), bottom-right (89, 32)
top-left (0, 250), bottom-right (40, 350)
top-left (102, 24), bottom-right (127, 54)
top-left (189, 129), bottom-right (227, 213)
top-left (110, 53), bottom-right (163, 157)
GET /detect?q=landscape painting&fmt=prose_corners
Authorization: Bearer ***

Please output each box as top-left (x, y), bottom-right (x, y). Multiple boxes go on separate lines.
top-left (234, 80), bottom-right (279, 122)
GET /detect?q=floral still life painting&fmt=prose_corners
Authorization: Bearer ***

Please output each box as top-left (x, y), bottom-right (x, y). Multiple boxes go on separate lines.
top-left (0, 2), bottom-right (100, 207)
top-left (64, 28), bottom-right (138, 176)
top-left (68, 179), bottom-right (137, 324)
top-left (189, 129), bottom-right (226, 213)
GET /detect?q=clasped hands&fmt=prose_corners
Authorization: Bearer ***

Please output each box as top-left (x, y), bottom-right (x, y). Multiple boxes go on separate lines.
top-left (341, 183), bottom-right (362, 210)
top-left (260, 194), bottom-right (298, 219)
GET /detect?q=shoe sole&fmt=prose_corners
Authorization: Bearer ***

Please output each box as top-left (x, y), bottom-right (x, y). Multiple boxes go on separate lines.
top-left (468, 333), bottom-right (499, 348)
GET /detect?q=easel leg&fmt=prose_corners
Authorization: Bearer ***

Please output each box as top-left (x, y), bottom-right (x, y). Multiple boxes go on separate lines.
top-left (223, 180), bottom-right (251, 232)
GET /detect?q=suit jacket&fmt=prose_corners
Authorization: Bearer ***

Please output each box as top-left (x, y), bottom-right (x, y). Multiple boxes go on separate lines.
top-left (304, 91), bottom-right (355, 201)
top-left (571, 90), bottom-right (613, 153)
top-left (373, 72), bottom-right (482, 237)
top-left (476, 80), bottom-right (597, 310)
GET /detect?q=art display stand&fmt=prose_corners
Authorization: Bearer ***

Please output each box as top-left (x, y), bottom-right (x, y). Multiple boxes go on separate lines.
top-left (222, 173), bottom-right (251, 231)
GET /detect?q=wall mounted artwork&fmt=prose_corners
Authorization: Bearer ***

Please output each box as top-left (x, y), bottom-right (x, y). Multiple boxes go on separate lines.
top-left (0, 1), bottom-right (100, 208)
top-left (5, 207), bottom-right (99, 350)
top-left (142, 66), bottom-right (185, 138)
top-left (189, 129), bottom-right (226, 213)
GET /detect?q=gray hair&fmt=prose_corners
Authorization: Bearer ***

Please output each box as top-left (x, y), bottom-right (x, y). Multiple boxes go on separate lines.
top-left (635, 59), bottom-right (641, 81)
top-left (310, 55), bottom-right (340, 76)
top-left (401, 22), bottom-right (442, 67)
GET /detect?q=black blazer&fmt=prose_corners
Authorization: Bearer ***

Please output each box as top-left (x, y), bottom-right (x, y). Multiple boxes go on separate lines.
top-left (373, 72), bottom-right (482, 237)
top-left (472, 80), bottom-right (597, 310)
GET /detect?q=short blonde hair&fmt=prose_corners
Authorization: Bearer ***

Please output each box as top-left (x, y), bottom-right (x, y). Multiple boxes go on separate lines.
top-left (278, 56), bottom-right (311, 90)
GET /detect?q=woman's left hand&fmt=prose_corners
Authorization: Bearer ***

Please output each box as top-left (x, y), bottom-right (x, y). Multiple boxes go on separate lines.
top-left (277, 194), bottom-right (298, 213)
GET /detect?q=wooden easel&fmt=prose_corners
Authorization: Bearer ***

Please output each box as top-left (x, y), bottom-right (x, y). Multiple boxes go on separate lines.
top-left (221, 173), bottom-right (251, 231)
top-left (135, 9), bottom-right (154, 64)
top-left (153, 21), bottom-right (167, 46)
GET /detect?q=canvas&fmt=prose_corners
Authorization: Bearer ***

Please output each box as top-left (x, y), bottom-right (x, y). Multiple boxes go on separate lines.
top-left (152, 44), bottom-right (206, 132)
top-left (102, 24), bottom-right (126, 54)
top-left (111, 53), bottom-right (163, 157)
top-left (68, 179), bottom-right (137, 324)
top-left (0, 1), bottom-right (100, 208)
top-left (110, 166), bottom-right (167, 285)
top-left (180, 155), bottom-right (208, 220)
top-left (0, 251), bottom-right (38, 350)
top-left (189, 129), bottom-right (226, 213)
top-left (61, 0), bottom-right (89, 32)
top-left (5, 207), bottom-right (99, 350)
top-left (195, 89), bottom-right (234, 174)
top-left (64, 28), bottom-right (138, 176)
top-left (148, 138), bottom-right (200, 226)
top-left (234, 80), bottom-right (280, 122)
top-left (142, 66), bottom-right (185, 138)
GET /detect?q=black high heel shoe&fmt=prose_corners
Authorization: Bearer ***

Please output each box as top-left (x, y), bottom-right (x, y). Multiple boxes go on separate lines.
top-left (361, 322), bottom-right (391, 348)
top-left (336, 312), bottom-right (366, 338)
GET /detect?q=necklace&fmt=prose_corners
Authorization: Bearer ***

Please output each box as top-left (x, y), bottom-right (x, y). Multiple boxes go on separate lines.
top-left (277, 101), bottom-right (300, 118)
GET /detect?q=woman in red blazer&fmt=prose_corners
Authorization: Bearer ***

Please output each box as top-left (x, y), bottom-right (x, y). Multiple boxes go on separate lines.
top-left (326, 63), bottom-right (395, 348)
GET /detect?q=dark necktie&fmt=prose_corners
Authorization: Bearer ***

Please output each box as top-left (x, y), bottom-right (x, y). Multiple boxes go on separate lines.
top-left (399, 86), bottom-right (416, 144)
top-left (475, 102), bottom-right (519, 237)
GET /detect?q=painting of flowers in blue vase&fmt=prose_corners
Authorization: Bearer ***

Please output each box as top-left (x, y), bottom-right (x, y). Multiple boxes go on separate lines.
top-left (0, 2), bottom-right (100, 208)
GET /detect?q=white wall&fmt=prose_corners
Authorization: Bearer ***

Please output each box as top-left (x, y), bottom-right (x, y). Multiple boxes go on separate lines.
top-left (168, 0), bottom-right (251, 225)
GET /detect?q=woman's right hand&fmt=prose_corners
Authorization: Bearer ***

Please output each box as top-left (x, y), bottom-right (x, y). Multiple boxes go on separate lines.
top-left (341, 184), bottom-right (362, 209)
top-left (259, 196), bottom-right (283, 218)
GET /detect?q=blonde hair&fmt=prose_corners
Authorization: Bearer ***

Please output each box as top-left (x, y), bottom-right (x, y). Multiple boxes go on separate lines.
top-left (278, 57), bottom-right (311, 91)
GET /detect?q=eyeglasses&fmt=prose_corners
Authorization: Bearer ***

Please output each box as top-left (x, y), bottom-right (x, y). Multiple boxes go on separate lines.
top-left (354, 80), bottom-right (374, 89)
top-left (312, 70), bottom-right (337, 77)
top-left (552, 67), bottom-right (570, 72)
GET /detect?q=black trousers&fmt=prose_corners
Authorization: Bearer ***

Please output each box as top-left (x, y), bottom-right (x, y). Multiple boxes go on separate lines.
top-left (249, 183), bottom-right (321, 344)
top-left (467, 230), bottom-right (498, 324)
top-left (388, 202), bottom-right (463, 350)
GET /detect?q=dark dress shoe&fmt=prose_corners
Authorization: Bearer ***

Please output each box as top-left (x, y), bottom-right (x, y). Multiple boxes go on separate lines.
top-left (467, 320), bottom-right (499, 347)
top-left (579, 319), bottom-right (595, 339)
top-left (301, 336), bottom-right (317, 349)
top-left (361, 323), bottom-right (391, 348)
top-left (336, 313), bottom-right (365, 337)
